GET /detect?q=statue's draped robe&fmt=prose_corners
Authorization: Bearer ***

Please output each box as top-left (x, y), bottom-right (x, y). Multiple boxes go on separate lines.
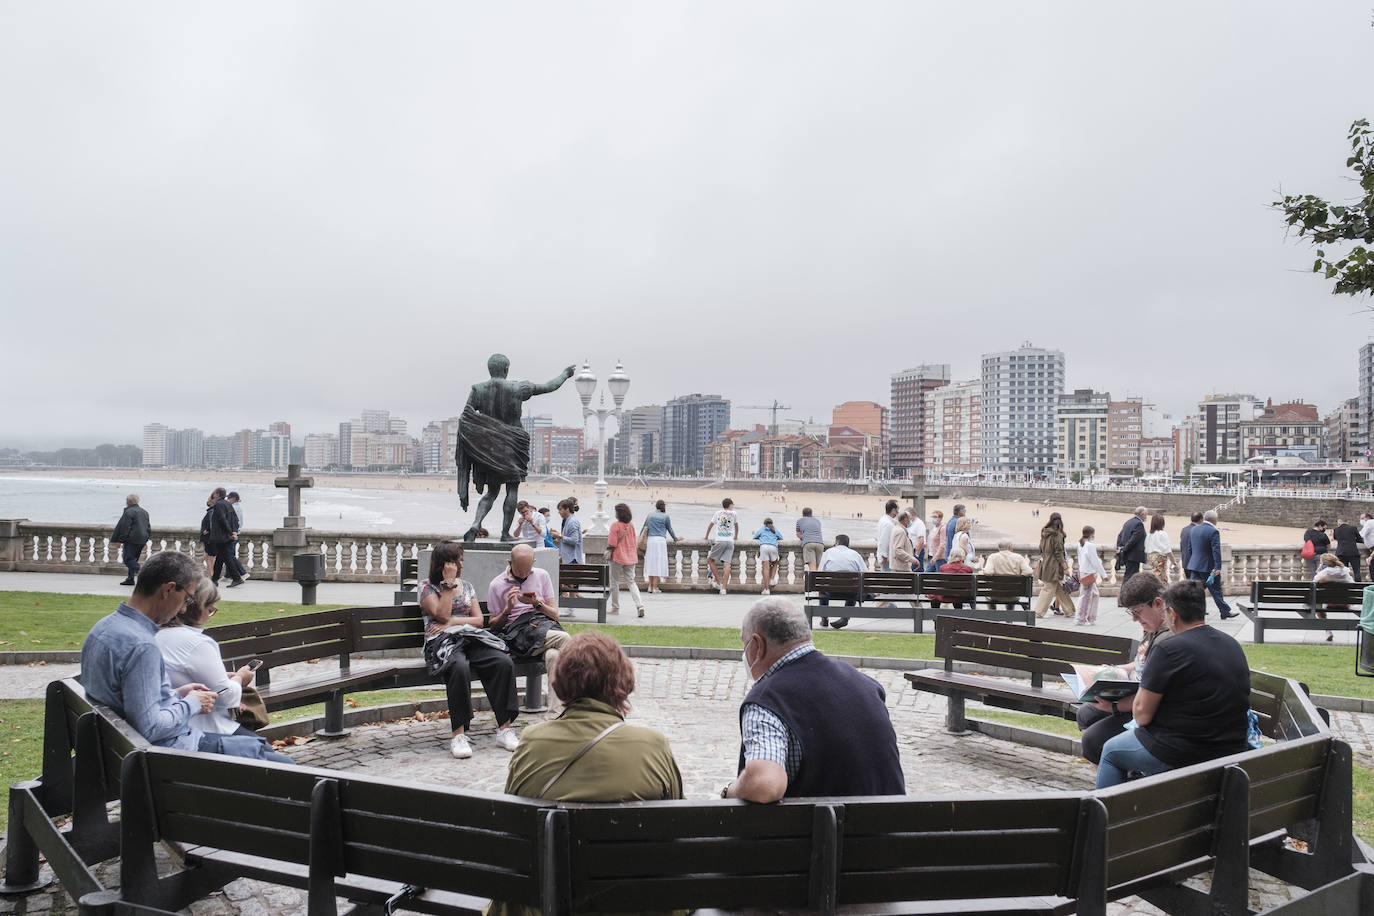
top-left (457, 405), bottom-right (531, 509)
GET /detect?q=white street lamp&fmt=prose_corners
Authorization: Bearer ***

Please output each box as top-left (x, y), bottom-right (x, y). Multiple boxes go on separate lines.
top-left (577, 359), bottom-right (630, 533)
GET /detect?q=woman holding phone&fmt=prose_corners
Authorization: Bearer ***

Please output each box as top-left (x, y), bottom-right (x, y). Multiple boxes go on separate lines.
top-left (419, 540), bottom-right (521, 759)
top-left (156, 576), bottom-right (293, 763)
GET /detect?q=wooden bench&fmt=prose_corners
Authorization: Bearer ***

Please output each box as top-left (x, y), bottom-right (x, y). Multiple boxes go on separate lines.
top-left (557, 562), bottom-right (611, 623)
top-left (1236, 580), bottom-right (1369, 643)
top-left (209, 604), bottom-right (550, 736)
top-left (802, 571), bottom-right (1036, 633)
top-left (905, 616), bottom-right (1137, 733)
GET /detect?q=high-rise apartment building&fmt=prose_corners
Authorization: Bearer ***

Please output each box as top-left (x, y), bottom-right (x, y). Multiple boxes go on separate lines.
top-left (1360, 343), bottom-right (1374, 456)
top-left (421, 423), bottom-right (444, 473)
top-left (663, 394), bottom-right (731, 474)
top-left (530, 428), bottom-right (584, 473)
top-left (361, 409), bottom-right (391, 434)
top-left (889, 365), bottom-right (950, 477)
top-left (1172, 418), bottom-right (1199, 473)
top-left (164, 428), bottom-right (204, 467)
top-left (304, 433), bottom-right (339, 469)
top-left (268, 421), bottom-right (291, 439)
top-left (203, 436), bottom-right (230, 469)
top-left (615, 405), bottom-right (663, 470)
top-left (1196, 394), bottom-right (1263, 464)
top-left (922, 380), bottom-right (981, 476)
top-left (1106, 399), bottom-right (1143, 475)
top-left (1325, 398), bottom-right (1362, 463)
top-left (338, 420), bottom-right (356, 469)
top-left (1056, 389), bottom-right (1110, 475)
top-left (831, 401), bottom-right (889, 474)
top-left (981, 343), bottom-right (1065, 477)
top-left (141, 423), bottom-right (169, 467)
top-left (256, 433), bottom-right (291, 469)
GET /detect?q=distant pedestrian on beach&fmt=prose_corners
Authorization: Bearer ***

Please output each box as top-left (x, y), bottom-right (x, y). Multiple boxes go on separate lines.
top-left (704, 498), bottom-right (740, 595)
top-left (111, 493), bottom-right (150, 586)
top-left (795, 507), bottom-right (824, 572)
top-left (642, 500), bottom-right (679, 594)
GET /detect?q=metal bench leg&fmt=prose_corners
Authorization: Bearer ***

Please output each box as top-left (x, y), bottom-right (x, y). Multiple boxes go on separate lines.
top-left (521, 669), bottom-right (548, 714)
top-left (1254, 617), bottom-right (1265, 644)
top-left (316, 690), bottom-right (350, 738)
top-left (946, 694), bottom-right (971, 735)
top-left (1, 782), bottom-right (52, 893)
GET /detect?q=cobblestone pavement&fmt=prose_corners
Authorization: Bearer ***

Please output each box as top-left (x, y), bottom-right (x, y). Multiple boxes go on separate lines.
top-left (6, 656), bottom-right (1363, 914)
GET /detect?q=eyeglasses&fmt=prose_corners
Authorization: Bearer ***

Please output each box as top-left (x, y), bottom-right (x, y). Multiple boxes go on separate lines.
top-left (205, 605), bottom-right (217, 618)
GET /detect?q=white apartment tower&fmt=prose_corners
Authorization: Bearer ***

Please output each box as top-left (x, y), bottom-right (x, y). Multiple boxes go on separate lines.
top-left (980, 343), bottom-right (1066, 478)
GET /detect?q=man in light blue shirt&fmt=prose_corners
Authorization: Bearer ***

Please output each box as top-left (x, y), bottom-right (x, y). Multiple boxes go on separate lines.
top-left (81, 551), bottom-right (292, 762)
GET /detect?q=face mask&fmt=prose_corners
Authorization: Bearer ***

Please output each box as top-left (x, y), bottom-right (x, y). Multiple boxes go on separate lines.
top-left (740, 638), bottom-right (755, 683)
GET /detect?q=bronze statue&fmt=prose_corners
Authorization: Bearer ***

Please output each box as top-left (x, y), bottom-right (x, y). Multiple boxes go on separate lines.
top-left (458, 354), bottom-right (576, 542)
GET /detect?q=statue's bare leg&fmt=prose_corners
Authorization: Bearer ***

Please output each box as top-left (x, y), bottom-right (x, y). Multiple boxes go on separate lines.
top-left (464, 485), bottom-right (500, 542)
top-left (499, 485), bottom-right (521, 542)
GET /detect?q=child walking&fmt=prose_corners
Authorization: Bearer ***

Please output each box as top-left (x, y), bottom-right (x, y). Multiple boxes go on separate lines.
top-left (1076, 526), bottom-right (1106, 626)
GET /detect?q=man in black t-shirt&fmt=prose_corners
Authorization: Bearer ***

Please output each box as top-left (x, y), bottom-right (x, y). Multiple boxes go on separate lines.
top-left (1095, 579), bottom-right (1249, 789)
top-left (1331, 517), bottom-right (1363, 581)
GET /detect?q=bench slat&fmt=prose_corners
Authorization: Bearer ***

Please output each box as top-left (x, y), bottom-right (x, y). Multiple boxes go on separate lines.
top-left (576, 874), bottom-right (810, 911)
top-left (567, 801), bottom-right (813, 841)
top-left (945, 633), bottom-right (1136, 668)
top-left (838, 863), bottom-right (1069, 904)
top-left (842, 796), bottom-right (1083, 834)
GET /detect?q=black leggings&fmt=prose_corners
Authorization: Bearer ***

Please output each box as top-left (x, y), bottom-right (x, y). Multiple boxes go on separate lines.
top-left (442, 641), bottom-right (518, 731)
top-left (1076, 704), bottom-right (1132, 764)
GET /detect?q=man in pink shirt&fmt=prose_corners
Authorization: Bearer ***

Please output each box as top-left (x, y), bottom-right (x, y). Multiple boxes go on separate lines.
top-left (488, 544), bottom-right (571, 675)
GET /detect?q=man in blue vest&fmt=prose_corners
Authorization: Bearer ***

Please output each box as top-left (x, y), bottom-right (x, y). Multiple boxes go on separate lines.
top-left (724, 598), bottom-right (905, 802)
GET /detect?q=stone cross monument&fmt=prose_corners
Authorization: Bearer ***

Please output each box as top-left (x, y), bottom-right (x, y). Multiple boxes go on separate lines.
top-left (275, 464), bottom-right (314, 528)
top-left (270, 464), bottom-right (316, 582)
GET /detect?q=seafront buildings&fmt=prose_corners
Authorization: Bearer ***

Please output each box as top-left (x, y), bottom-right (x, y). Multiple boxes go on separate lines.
top-left (111, 340), bottom-right (1374, 480)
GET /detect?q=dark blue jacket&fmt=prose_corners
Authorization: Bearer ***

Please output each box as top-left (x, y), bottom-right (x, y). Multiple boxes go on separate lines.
top-left (1187, 522), bottom-right (1222, 574)
top-left (1116, 516), bottom-right (1146, 564)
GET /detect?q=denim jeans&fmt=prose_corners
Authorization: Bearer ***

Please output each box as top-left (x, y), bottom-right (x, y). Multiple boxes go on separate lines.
top-left (1096, 727), bottom-right (1170, 788)
top-left (199, 731), bottom-right (295, 765)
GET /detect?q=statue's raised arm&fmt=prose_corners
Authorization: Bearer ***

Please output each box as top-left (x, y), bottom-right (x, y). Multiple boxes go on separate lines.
top-left (456, 354), bottom-right (575, 541)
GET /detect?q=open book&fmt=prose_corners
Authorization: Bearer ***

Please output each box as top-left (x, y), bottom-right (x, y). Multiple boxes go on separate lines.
top-left (1061, 663), bottom-right (1140, 703)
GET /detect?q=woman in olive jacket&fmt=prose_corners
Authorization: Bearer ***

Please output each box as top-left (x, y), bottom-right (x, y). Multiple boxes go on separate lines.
top-left (1033, 512), bottom-right (1076, 619)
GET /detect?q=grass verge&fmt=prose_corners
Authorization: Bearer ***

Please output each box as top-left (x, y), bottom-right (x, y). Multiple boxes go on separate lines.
top-left (0, 698), bottom-right (46, 832)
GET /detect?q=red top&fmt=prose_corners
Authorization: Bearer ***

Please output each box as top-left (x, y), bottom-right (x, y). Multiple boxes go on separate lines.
top-left (608, 521), bottom-right (638, 566)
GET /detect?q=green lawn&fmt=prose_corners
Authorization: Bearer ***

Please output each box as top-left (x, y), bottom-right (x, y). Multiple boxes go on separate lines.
top-left (0, 698), bottom-right (44, 831)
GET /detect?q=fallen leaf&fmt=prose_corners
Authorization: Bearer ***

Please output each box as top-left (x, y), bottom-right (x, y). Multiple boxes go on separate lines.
top-left (344, 698), bottom-right (358, 708)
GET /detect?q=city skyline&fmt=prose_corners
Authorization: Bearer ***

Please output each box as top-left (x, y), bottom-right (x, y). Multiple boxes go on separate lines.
top-left (3, 4), bottom-right (1372, 447)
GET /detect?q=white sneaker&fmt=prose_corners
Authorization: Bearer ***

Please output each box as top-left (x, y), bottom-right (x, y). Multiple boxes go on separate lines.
top-left (496, 728), bottom-right (521, 752)
top-left (719, 587), bottom-right (727, 595)
top-left (449, 734), bottom-right (473, 758)
top-left (770, 577), bottom-right (778, 587)
top-left (760, 589), bottom-right (770, 596)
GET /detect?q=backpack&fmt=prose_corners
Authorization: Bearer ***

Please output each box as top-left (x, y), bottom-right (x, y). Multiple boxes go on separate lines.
top-left (1301, 539), bottom-right (1316, 560)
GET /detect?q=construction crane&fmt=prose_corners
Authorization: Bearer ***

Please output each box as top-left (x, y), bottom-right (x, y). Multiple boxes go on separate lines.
top-left (737, 400), bottom-right (792, 436)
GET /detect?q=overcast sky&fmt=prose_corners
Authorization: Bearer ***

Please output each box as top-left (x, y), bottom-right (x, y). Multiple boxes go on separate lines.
top-left (2, 2), bottom-right (1372, 449)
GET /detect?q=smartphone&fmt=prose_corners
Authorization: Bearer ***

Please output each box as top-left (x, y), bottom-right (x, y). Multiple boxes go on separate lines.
top-left (248, 659), bottom-right (264, 671)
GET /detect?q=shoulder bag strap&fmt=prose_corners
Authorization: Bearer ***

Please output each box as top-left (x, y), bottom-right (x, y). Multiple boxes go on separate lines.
top-left (536, 720), bottom-right (625, 798)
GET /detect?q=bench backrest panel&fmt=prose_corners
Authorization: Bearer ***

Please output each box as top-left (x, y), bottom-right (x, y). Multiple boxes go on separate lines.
top-left (1250, 671), bottom-right (1327, 741)
top-left (975, 575), bottom-right (1035, 603)
top-left (567, 802), bottom-right (816, 911)
top-left (839, 795), bottom-right (1081, 902)
top-left (1314, 581), bottom-right (1365, 608)
top-left (862, 572), bottom-right (919, 594)
top-left (921, 573), bottom-right (977, 597)
top-left (1253, 581), bottom-right (1315, 606)
top-left (352, 604), bottom-right (426, 653)
top-left (336, 776), bottom-right (549, 904)
top-left (804, 570), bottom-right (863, 596)
top-left (211, 610), bottom-right (353, 670)
top-left (1238, 736), bottom-right (1329, 837)
top-left (934, 616), bottom-right (1135, 677)
top-left (559, 564), bottom-right (610, 590)
top-left (1101, 767), bottom-right (1225, 891)
top-left (143, 750), bottom-right (318, 864)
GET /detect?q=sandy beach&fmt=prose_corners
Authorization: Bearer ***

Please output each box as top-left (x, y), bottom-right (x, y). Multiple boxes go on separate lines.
top-left (3, 468), bottom-right (1305, 547)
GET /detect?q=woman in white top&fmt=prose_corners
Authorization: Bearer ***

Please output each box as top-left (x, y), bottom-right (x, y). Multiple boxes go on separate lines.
top-left (1076, 526), bottom-right (1107, 626)
top-left (1313, 552), bottom-right (1353, 641)
top-left (1144, 513), bottom-right (1178, 583)
top-left (156, 578), bottom-right (294, 762)
top-left (952, 516), bottom-right (977, 568)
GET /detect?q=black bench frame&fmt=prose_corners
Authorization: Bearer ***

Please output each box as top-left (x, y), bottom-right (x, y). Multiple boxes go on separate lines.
top-left (556, 562), bottom-right (611, 623)
top-left (1237, 580), bottom-right (1369, 644)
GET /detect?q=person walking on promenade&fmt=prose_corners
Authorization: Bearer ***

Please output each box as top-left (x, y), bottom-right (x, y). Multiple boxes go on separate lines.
top-left (1076, 526), bottom-right (1107, 626)
top-left (752, 518), bottom-right (785, 596)
top-left (889, 511), bottom-right (917, 573)
top-left (1332, 517), bottom-right (1362, 582)
top-left (1361, 512), bottom-right (1374, 582)
top-left (875, 500), bottom-right (899, 571)
top-left (1034, 512), bottom-right (1076, 619)
top-left (950, 516), bottom-right (977, 568)
top-left (642, 500), bottom-right (679, 594)
top-left (1185, 509), bottom-right (1236, 619)
top-left (1115, 506), bottom-right (1147, 583)
top-left (1144, 513), bottom-right (1178, 582)
top-left (206, 488), bottom-right (243, 588)
top-left (944, 504), bottom-right (966, 568)
top-left (111, 493), bottom-right (150, 586)
top-left (606, 503), bottom-right (645, 617)
top-left (704, 497), bottom-right (740, 595)
top-left (1180, 511), bottom-right (1202, 573)
top-left (1301, 519), bottom-right (1330, 579)
top-left (550, 497), bottom-right (583, 564)
top-left (905, 509), bottom-right (928, 570)
top-left (926, 509), bottom-right (946, 572)
top-left (199, 496), bottom-right (216, 576)
top-left (724, 597), bottom-right (904, 802)
top-left (224, 492), bottom-right (249, 583)
top-left (795, 507), bottom-right (824, 572)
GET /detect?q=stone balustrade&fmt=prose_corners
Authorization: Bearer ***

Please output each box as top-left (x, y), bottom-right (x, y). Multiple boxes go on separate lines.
top-left (0, 519), bottom-right (1310, 596)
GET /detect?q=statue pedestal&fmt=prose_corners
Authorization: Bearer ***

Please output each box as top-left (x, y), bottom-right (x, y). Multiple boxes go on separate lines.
top-left (416, 541), bottom-right (559, 602)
